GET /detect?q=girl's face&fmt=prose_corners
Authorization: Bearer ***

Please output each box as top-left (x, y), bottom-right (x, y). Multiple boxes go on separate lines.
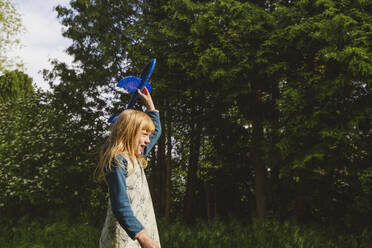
top-left (136, 129), bottom-right (151, 154)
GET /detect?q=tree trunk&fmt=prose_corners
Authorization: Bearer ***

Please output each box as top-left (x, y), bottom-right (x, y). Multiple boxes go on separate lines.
top-left (157, 106), bottom-right (166, 216)
top-left (253, 141), bottom-right (266, 218)
top-left (252, 87), bottom-right (266, 219)
top-left (270, 80), bottom-right (282, 218)
top-left (204, 182), bottom-right (210, 220)
top-left (164, 108), bottom-right (172, 218)
top-left (148, 148), bottom-right (160, 213)
top-left (183, 100), bottom-right (202, 223)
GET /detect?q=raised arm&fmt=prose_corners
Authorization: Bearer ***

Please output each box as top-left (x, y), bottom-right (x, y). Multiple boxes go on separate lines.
top-left (143, 111), bottom-right (161, 157)
top-left (137, 87), bottom-right (162, 158)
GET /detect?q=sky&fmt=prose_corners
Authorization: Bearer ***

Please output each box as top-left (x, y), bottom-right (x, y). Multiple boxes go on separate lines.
top-left (8, 0), bottom-right (73, 90)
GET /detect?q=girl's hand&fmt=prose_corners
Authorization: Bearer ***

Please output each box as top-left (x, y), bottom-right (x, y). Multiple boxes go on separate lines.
top-left (135, 230), bottom-right (160, 248)
top-left (137, 87), bottom-right (157, 112)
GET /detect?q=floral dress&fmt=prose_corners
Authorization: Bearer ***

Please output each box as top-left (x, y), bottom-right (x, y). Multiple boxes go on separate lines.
top-left (99, 155), bottom-right (161, 248)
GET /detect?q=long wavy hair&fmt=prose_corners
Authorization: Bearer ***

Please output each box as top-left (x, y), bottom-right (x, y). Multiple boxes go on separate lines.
top-left (95, 109), bottom-right (155, 182)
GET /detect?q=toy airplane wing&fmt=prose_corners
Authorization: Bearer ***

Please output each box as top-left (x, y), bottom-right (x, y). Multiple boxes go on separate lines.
top-left (117, 76), bottom-right (153, 93)
top-left (109, 58), bottom-right (156, 123)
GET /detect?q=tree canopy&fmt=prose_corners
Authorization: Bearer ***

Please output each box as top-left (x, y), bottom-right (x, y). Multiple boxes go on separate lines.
top-left (0, 70), bottom-right (33, 102)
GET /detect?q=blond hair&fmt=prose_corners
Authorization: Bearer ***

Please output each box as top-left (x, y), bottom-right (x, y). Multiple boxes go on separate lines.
top-left (95, 109), bottom-right (155, 182)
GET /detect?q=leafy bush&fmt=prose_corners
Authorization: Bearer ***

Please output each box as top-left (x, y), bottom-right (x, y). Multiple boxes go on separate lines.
top-left (0, 91), bottom-right (106, 221)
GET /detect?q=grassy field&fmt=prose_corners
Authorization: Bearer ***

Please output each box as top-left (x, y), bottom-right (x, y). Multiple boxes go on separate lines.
top-left (1, 217), bottom-right (371, 248)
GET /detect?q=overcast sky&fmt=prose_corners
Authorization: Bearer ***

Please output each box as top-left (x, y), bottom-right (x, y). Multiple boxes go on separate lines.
top-left (8, 0), bottom-right (73, 90)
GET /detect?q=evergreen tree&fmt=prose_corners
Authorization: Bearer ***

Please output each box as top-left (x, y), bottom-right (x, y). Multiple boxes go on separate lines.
top-left (270, 0), bottom-right (372, 224)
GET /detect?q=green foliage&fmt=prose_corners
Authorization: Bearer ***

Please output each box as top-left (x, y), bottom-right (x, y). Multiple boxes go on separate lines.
top-left (49, 0), bottom-right (142, 117)
top-left (0, 70), bottom-right (33, 102)
top-left (270, 0), bottom-right (372, 224)
top-left (0, 90), bottom-right (106, 221)
top-left (0, 0), bottom-right (23, 72)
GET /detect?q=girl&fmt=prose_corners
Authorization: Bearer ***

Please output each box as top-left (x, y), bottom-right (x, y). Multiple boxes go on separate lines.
top-left (96, 87), bottom-right (161, 248)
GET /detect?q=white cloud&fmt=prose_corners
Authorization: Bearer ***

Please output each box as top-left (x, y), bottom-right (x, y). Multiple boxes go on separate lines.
top-left (7, 0), bottom-right (74, 90)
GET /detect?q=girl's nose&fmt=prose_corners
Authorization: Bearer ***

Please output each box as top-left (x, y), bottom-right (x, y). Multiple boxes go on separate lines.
top-left (145, 136), bottom-right (150, 144)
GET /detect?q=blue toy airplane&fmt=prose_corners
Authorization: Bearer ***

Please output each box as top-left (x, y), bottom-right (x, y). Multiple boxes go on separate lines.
top-left (109, 58), bottom-right (156, 123)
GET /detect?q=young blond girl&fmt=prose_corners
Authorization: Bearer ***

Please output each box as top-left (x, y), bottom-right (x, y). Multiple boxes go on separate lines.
top-left (96, 87), bottom-right (161, 248)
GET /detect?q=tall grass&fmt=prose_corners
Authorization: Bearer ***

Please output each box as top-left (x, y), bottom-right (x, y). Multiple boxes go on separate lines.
top-left (0, 218), bottom-right (100, 248)
top-left (158, 218), bottom-right (372, 248)
top-left (1, 217), bottom-right (371, 248)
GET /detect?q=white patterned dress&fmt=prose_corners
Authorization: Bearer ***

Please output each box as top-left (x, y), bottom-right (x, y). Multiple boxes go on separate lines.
top-left (99, 154), bottom-right (161, 248)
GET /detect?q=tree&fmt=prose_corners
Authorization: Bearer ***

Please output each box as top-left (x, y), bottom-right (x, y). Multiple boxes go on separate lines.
top-left (270, 0), bottom-right (372, 225)
top-left (185, 0), bottom-right (275, 219)
top-left (0, 70), bottom-right (33, 102)
top-left (0, 0), bottom-right (23, 72)
top-left (0, 90), bottom-right (105, 222)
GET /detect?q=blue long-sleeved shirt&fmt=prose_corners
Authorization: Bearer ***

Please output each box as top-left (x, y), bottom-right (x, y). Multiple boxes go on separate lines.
top-left (106, 111), bottom-right (161, 239)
